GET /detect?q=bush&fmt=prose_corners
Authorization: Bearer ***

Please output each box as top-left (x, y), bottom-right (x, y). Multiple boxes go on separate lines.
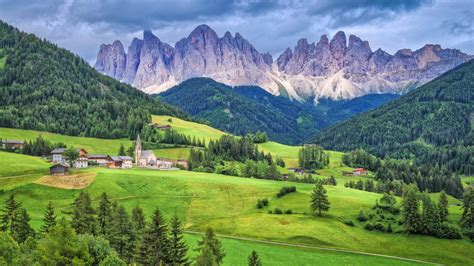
top-left (437, 223), bottom-right (462, 239)
top-left (387, 223), bottom-right (393, 233)
top-left (276, 186), bottom-right (297, 197)
top-left (256, 200), bottom-right (263, 209)
top-left (285, 209), bottom-right (293, 214)
top-left (357, 210), bottom-right (369, 222)
top-left (344, 220), bottom-right (355, 226)
top-left (268, 210), bottom-right (273, 214)
top-left (374, 222), bottom-right (385, 231)
top-left (364, 223), bottom-right (374, 231)
top-left (261, 198), bottom-right (269, 206)
top-left (274, 208), bottom-right (283, 214)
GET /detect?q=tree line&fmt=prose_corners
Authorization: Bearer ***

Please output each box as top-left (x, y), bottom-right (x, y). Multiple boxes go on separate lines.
top-left (0, 192), bottom-right (265, 265)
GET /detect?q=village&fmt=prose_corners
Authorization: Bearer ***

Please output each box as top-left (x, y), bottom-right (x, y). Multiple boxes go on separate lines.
top-left (1, 134), bottom-right (189, 176)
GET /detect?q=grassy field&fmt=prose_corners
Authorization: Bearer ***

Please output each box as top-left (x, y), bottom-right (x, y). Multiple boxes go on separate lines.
top-left (0, 154), bottom-right (471, 265)
top-left (154, 147), bottom-right (192, 160)
top-left (152, 115), bottom-right (225, 142)
top-left (0, 127), bottom-right (131, 155)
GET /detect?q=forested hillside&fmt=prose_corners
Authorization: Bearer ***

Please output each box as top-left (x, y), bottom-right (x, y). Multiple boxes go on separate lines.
top-left (0, 21), bottom-right (185, 139)
top-left (312, 59), bottom-right (474, 175)
top-left (159, 78), bottom-right (396, 144)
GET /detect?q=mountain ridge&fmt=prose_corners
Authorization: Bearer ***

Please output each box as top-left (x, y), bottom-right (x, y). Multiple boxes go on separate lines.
top-left (95, 24), bottom-right (472, 101)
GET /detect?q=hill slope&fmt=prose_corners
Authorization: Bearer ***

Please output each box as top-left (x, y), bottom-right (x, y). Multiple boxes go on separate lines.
top-left (0, 21), bottom-right (185, 139)
top-left (159, 77), bottom-right (397, 144)
top-left (311, 59), bottom-right (474, 174)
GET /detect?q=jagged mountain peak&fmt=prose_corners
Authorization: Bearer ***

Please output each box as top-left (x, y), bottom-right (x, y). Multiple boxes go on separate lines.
top-left (95, 27), bottom-right (472, 101)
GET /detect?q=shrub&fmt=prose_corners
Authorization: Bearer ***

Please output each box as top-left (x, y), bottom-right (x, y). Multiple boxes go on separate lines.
top-left (387, 223), bottom-right (393, 233)
top-left (357, 210), bottom-right (369, 222)
top-left (285, 209), bottom-right (293, 214)
top-left (274, 208), bottom-right (283, 214)
top-left (374, 222), bottom-right (385, 231)
top-left (364, 223), bottom-right (374, 231)
top-left (344, 220), bottom-right (355, 226)
top-left (256, 200), bottom-right (263, 209)
top-left (261, 198), bottom-right (269, 206)
top-left (437, 223), bottom-right (462, 239)
top-left (276, 186), bottom-right (297, 197)
top-left (268, 210), bottom-right (273, 214)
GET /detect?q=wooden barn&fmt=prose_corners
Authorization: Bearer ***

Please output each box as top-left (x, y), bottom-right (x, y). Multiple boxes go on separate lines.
top-left (50, 163), bottom-right (69, 176)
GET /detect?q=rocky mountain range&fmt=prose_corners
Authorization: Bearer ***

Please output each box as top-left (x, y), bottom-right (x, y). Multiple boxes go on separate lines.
top-left (95, 24), bottom-right (472, 101)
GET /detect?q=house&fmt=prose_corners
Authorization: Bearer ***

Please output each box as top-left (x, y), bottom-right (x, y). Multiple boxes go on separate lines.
top-left (148, 123), bottom-right (172, 130)
top-left (1, 140), bottom-right (24, 150)
top-left (176, 159), bottom-right (189, 169)
top-left (107, 156), bottom-right (123, 168)
top-left (51, 148), bottom-right (67, 163)
top-left (88, 154), bottom-right (109, 165)
top-left (353, 168), bottom-right (367, 176)
top-left (135, 134), bottom-right (157, 167)
top-left (73, 149), bottom-right (89, 168)
top-left (50, 163), bottom-right (69, 175)
top-left (288, 167), bottom-right (304, 175)
top-left (156, 158), bottom-right (175, 170)
top-left (119, 156), bottom-right (133, 168)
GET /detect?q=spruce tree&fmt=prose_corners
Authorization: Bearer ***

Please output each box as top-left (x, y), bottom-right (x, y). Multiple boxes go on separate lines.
top-left (420, 194), bottom-right (440, 235)
top-left (438, 190), bottom-right (449, 222)
top-left (139, 208), bottom-right (170, 265)
top-left (97, 192), bottom-right (112, 236)
top-left (169, 214), bottom-right (188, 265)
top-left (1, 194), bottom-right (21, 233)
top-left (196, 228), bottom-right (225, 265)
top-left (11, 208), bottom-right (34, 243)
top-left (460, 187), bottom-right (474, 229)
top-left (310, 181), bottom-right (330, 216)
top-left (248, 250), bottom-right (262, 266)
top-left (109, 205), bottom-right (136, 263)
top-left (71, 191), bottom-right (96, 235)
top-left (402, 185), bottom-right (421, 234)
top-left (194, 245), bottom-right (217, 266)
top-left (40, 202), bottom-right (57, 234)
top-left (118, 143), bottom-right (126, 156)
top-left (132, 206), bottom-right (146, 234)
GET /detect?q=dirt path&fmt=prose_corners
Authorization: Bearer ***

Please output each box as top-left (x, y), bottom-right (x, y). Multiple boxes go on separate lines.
top-left (184, 230), bottom-right (439, 265)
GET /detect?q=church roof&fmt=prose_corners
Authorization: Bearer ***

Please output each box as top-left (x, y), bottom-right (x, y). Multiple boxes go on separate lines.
top-left (141, 150), bottom-right (155, 159)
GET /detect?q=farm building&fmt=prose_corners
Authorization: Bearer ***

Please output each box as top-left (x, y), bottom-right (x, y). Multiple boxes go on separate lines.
top-left (51, 148), bottom-right (67, 163)
top-left (1, 140), bottom-right (24, 149)
top-left (107, 156), bottom-right (133, 169)
top-left (148, 123), bottom-right (172, 130)
top-left (288, 167), bottom-right (304, 175)
top-left (50, 163), bottom-right (69, 175)
top-left (353, 168), bottom-right (367, 175)
top-left (156, 158), bottom-right (175, 169)
top-left (88, 154), bottom-right (109, 165)
top-left (176, 159), bottom-right (189, 169)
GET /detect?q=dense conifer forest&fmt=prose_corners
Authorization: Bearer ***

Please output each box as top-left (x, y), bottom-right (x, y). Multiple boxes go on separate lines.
top-left (0, 21), bottom-right (185, 139)
top-left (312, 59), bottom-right (474, 175)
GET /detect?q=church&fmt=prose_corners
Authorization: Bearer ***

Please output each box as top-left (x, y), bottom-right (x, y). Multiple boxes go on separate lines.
top-left (135, 134), bottom-right (157, 167)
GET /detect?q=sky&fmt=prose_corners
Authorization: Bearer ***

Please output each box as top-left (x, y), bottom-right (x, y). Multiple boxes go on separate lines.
top-left (0, 0), bottom-right (472, 63)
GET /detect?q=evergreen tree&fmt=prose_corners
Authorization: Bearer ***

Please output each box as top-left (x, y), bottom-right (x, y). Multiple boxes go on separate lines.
top-left (196, 228), bottom-right (225, 265)
top-left (97, 192), bottom-right (112, 236)
top-left (40, 202), bottom-right (57, 234)
top-left (438, 190), bottom-right (449, 222)
top-left (169, 214), bottom-right (188, 265)
top-left (420, 193), bottom-right (440, 235)
top-left (118, 143), bottom-right (126, 156)
top-left (402, 185), bottom-right (421, 234)
top-left (310, 181), bottom-right (330, 216)
top-left (132, 206), bottom-right (146, 234)
top-left (460, 187), bottom-right (474, 229)
top-left (11, 208), bottom-right (34, 243)
top-left (1, 194), bottom-right (21, 233)
top-left (109, 205), bottom-right (136, 263)
top-left (248, 250), bottom-right (262, 266)
top-left (194, 245), bottom-right (217, 266)
top-left (71, 191), bottom-right (96, 235)
top-left (139, 208), bottom-right (170, 265)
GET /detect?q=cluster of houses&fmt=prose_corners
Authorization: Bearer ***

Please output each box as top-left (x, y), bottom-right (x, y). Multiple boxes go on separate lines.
top-left (49, 134), bottom-right (189, 175)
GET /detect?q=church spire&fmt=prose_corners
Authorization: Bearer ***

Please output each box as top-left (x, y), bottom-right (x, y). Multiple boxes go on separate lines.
top-left (135, 133), bottom-right (142, 165)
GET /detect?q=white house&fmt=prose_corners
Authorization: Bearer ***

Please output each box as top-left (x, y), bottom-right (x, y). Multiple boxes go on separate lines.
top-left (88, 154), bottom-right (109, 166)
top-left (51, 148), bottom-right (66, 163)
top-left (119, 156), bottom-right (133, 169)
top-left (156, 158), bottom-right (175, 170)
top-left (73, 156), bottom-right (88, 168)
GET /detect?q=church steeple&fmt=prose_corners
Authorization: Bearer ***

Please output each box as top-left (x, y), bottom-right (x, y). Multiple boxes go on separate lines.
top-left (135, 133), bottom-right (142, 165)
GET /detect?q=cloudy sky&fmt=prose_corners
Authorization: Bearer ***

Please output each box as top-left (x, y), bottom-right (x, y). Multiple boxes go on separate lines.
top-left (0, 0), bottom-right (472, 63)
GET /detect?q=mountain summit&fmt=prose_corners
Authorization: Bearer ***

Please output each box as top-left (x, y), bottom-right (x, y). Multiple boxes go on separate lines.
top-left (95, 25), bottom-right (472, 100)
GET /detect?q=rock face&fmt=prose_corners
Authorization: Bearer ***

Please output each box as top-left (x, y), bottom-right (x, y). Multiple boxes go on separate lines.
top-left (95, 25), bottom-right (473, 100)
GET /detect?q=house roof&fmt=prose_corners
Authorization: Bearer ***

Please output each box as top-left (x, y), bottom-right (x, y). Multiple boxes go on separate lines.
top-left (1, 140), bottom-right (24, 144)
top-left (141, 150), bottom-right (155, 159)
top-left (50, 163), bottom-right (70, 169)
top-left (51, 148), bottom-right (66, 154)
top-left (88, 154), bottom-right (108, 159)
top-left (119, 156), bottom-right (133, 160)
top-left (110, 156), bottom-right (122, 162)
top-left (354, 168), bottom-right (365, 172)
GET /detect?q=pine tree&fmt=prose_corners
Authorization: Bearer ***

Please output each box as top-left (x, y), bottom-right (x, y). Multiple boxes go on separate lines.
top-left (118, 143), bottom-right (126, 156)
top-left (139, 208), bottom-right (170, 265)
top-left (402, 185), bottom-right (421, 234)
top-left (248, 250), bottom-right (261, 266)
top-left (40, 202), bottom-right (57, 234)
top-left (420, 193), bottom-right (440, 235)
top-left (438, 190), bottom-right (449, 222)
top-left (109, 205), bottom-right (136, 263)
top-left (11, 208), bottom-right (34, 243)
top-left (1, 194), bottom-right (21, 233)
top-left (460, 187), bottom-right (474, 229)
top-left (169, 214), bottom-right (188, 265)
top-left (132, 206), bottom-right (146, 234)
top-left (196, 227), bottom-right (225, 265)
top-left (310, 181), bottom-right (330, 216)
top-left (194, 245), bottom-right (218, 266)
top-left (97, 192), bottom-right (112, 236)
top-left (71, 191), bottom-right (96, 235)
